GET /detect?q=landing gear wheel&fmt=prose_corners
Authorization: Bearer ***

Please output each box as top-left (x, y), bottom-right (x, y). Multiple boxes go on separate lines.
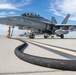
top-left (60, 34), bottom-right (64, 39)
top-left (44, 35), bottom-right (48, 38)
top-left (29, 33), bottom-right (35, 39)
top-left (44, 34), bottom-right (48, 38)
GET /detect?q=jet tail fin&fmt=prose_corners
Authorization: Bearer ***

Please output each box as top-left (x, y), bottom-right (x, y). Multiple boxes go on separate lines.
top-left (61, 14), bottom-right (70, 24)
top-left (51, 16), bottom-right (57, 24)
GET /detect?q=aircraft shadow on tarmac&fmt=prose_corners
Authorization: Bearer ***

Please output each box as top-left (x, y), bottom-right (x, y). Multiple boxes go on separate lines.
top-left (34, 37), bottom-right (76, 39)
top-left (19, 37), bottom-right (76, 39)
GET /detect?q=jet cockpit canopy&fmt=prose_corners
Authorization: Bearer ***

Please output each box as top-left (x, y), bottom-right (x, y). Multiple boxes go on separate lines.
top-left (21, 12), bottom-right (41, 18)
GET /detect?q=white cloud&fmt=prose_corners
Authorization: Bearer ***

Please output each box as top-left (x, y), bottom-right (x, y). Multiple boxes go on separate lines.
top-left (15, 0), bottom-right (32, 7)
top-left (0, 0), bottom-right (32, 17)
top-left (0, 3), bottom-right (19, 10)
top-left (0, 0), bottom-right (32, 10)
top-left (9, 12), bottom-right (16, 14)
top-left (0, 11), bottom-right (16, 17)
top-left (50, 0), bottom-right (76, 21)
top-left (0, 11), bottom-right (7, 15)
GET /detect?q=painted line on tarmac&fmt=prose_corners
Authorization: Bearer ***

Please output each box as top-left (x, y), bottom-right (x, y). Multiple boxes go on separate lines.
top-left (30, 40), bottom-right (76, 53)
top-left (27, 40), bottom-right (76, 57)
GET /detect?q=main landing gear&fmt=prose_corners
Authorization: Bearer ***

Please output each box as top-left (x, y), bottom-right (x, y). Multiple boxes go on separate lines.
top-left (60, 34), bottom-right (64, 39)
top-left (44, 33), bottom-right (55, 39)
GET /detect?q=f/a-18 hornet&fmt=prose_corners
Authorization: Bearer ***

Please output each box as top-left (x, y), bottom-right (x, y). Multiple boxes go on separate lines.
top-left (0, 12), bottom-right (76, 39)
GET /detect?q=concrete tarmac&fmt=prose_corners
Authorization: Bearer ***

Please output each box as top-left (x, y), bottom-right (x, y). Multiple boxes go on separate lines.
top-left (0, 36), bottom-right (76, 75)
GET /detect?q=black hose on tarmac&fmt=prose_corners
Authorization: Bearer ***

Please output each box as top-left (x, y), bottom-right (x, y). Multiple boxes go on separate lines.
top-left (14, 39), bottom-right (76, 71)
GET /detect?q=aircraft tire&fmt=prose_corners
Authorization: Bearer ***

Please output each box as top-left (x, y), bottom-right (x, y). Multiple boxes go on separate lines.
top-left (60, 34), bottom-right (64, 39)
top-left (44, 34), bottom-right (48, 38)
top-left (29, 33), bottom-right (35, 39)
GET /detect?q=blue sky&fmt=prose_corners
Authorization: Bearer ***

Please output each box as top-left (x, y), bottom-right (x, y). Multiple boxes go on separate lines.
top-left (0, 0), bottom-right (76, 36)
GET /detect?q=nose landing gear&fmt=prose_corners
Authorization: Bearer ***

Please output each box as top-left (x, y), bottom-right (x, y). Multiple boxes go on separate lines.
top-left (44, 33), bottom-right (49, 38)
top-left (29, 33), bottom-right (35, 39)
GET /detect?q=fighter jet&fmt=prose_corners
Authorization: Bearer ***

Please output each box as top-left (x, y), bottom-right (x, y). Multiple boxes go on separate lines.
top-left (0, 12), bottom-right (76, 39)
